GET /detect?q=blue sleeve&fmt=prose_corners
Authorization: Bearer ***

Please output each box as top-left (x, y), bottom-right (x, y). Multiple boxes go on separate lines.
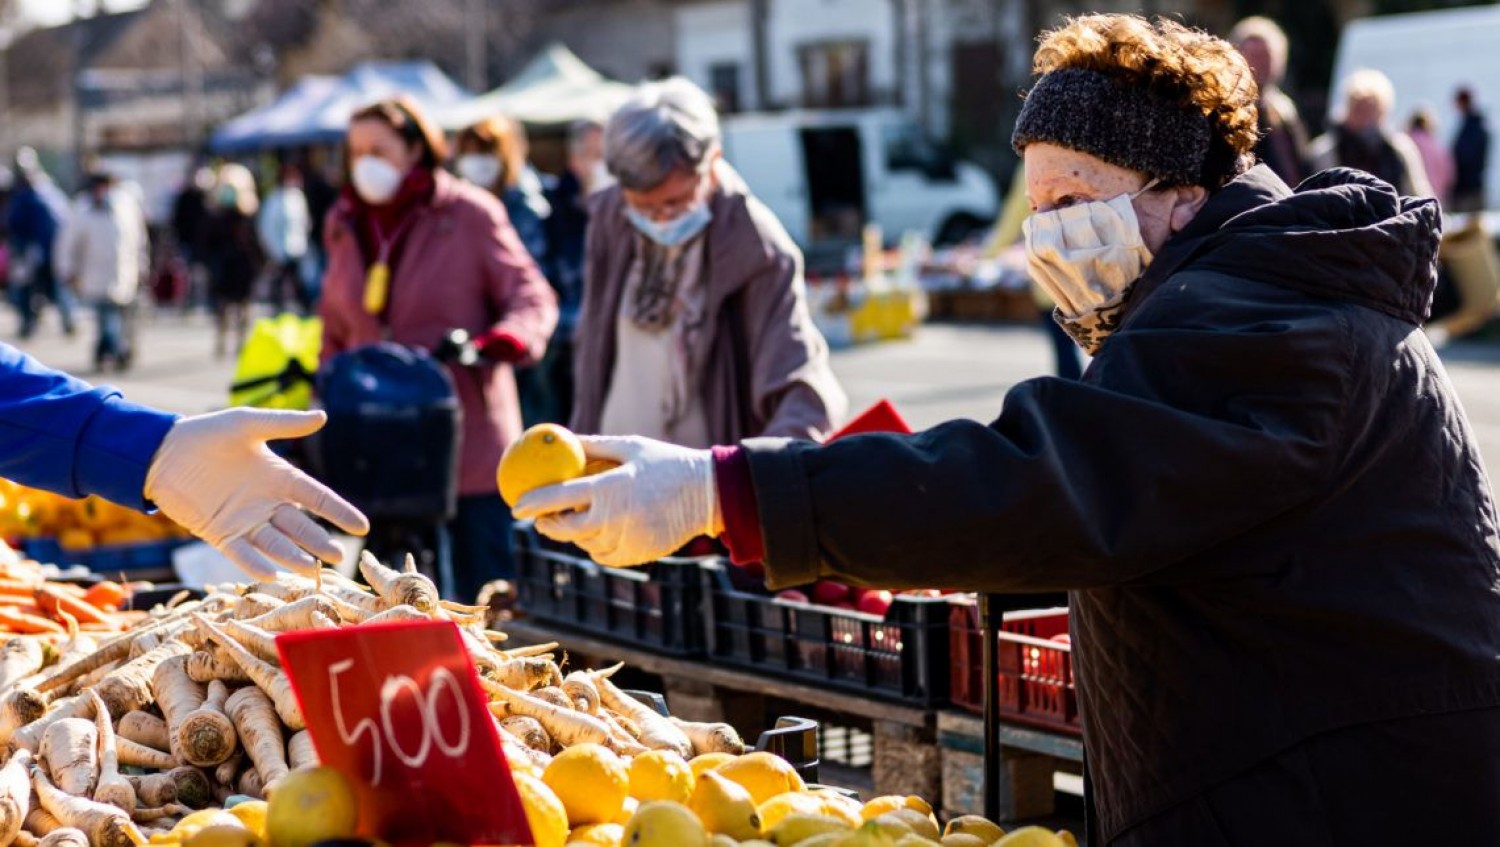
top-left (0, 344), bottom-right (178, 509)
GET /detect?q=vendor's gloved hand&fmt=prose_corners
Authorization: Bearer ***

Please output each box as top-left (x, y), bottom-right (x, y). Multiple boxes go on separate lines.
top-left (513, 436), bottom-right (722, 567)
top-left (144, 409), bottom-right (370, 580)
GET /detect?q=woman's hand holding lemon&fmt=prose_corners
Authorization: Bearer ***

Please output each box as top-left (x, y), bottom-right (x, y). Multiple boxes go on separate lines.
top-left (504, 428), bottom-right (720, 567)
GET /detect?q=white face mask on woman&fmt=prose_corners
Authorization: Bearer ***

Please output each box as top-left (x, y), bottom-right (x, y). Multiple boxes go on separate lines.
top-left (456, 154), bottom-right (502, 188)
top-left (351, 155), bottom-right (405, 205)
top-left (1023, 178), bottom-right (1158, 354)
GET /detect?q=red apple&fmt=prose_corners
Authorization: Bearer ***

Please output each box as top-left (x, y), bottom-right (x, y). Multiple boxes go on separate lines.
top-left (1051, 633), bottom-right (1071, 644)
top-left (811, 580), bottom-right (853, 605)
top-left (856, 589), bottom-right (894, 616)
top-left (831, 601), bottom-right (857, 611)
top-left (775, 589), bottom-right (809, 604)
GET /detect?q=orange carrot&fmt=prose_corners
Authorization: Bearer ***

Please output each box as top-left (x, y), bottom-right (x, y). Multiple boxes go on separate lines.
top-left (32, 588), bottom-right (111, 627)
top-left (83, 583), bottom-right (128, 612)
top-left (0, 609), bottom-right (64, 634)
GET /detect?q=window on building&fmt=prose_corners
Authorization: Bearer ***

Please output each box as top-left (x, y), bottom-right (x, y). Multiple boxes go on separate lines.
top-left (798, 40), bottom-right (870, 108)
top-left (709, 62), bottom-right (742, 113)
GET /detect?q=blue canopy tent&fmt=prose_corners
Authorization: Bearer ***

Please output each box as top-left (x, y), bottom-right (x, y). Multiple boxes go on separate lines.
top-left (209, 61), bottom-right (471, 154)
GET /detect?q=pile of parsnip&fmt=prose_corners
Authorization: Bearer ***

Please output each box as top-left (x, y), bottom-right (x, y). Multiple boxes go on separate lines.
top-left (0, 552), bottom-right (748, 847)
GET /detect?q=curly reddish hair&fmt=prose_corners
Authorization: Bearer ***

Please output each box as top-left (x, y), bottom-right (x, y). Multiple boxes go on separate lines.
top-left (1032, 15), bottom-right (1260, 188)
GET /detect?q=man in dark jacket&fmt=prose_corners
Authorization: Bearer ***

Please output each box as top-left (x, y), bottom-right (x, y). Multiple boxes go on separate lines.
top-left (1451, 86), bottom-right (1490, 212)
top-left (518, 15), bottom-right (1500, 845)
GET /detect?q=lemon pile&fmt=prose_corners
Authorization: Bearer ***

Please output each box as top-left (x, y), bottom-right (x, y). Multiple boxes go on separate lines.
top-left (505, 745), bottom-right (1078, 847)
top-left (150, 768), bottom-right (359, 847)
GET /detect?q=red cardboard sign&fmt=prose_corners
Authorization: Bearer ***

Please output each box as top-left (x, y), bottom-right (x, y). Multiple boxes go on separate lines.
top-left (276, 620), bottom-right (533, 846)
top-left (829, 399), bottom-right (913, 440)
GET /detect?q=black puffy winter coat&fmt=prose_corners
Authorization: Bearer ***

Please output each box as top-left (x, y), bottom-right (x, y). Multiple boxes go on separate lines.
top-left (741, 165), bottom-right (1500, 840)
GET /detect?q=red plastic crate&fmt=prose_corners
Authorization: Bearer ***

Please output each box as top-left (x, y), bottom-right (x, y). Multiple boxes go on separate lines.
top-left (949, 602), bottom-right (1080, 734)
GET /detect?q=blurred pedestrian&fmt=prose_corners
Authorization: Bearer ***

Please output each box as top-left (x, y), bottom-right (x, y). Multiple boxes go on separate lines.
top-left (171, 165), bottom-right (216, 312)
top-left (1231, 16), bottom-right (1308, 185)
top-left (455, 115), bottom-right (568, 427)
top-left (7, 148), bottom-right (76, 339)
top-left (1407, 107), bottom-right (1455, 207)
top-left (257, 162), bottom-right (314, 314)
top-left (541, 118), bottom-right (609, 425)
top-left (573, 77), bottom-right (846, 447)
top-left (1310, 69), bottom-right (1433, 197)
top-left (319, 96), bottom-right (557, 600)
top-left (1451, 87), bottom-right (1490, 213)
top-left (54, 171), bottom-right (148, 373)
top-left (206, 163), bottom-right (264, 359)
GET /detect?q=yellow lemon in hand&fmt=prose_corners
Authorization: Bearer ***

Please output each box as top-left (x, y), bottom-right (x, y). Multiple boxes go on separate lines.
top-left (499, 424), bottom-right (588, 506)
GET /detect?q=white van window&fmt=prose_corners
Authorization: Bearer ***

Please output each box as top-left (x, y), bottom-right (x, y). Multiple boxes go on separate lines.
top-left (883, 123), bottom-right (956, 180)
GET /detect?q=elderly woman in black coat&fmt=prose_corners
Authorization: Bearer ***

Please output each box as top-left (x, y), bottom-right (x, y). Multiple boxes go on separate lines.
top-left (517, 15), bottom-right (1500, 844)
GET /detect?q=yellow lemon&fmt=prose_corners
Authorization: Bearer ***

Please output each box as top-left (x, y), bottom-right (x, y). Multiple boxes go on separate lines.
top-left (265, 767), bottom-right (358, 847)
top-left (714, 752), bottom-right (806, 806)
top-left (514, 772), bottom-right (571, 847)
top-left (941, 836), bottom-right (991, 847)
top-left (756, 791), bottom-right (826, 832)
top-left (566, 822), bottom-right (625, 847)
top-left (993, 827), bottom-right (1069, 847)
top-left (1055, 832), bottom-right (1079, 847)
top-left (879, 809), bottom-right (939, 841)
top-left (630, 750), bottom-right (696, 804)
top-left (766, 813), bottom-right (852, 846)
top-left (613, 797), bottom-right (640, 825)
top-left (942, 816), bottom-right (1006, 843)
top-left (226, 801), bottom-right (268, 838)
top-left (185, 825), bottom-right (260, 847)
top-left (893, 834), bottom-right (941, 847)
top-left (171, 811), bottom-right (244, 841)
top-left (689, 753), bottom-right (737, 778)
top-left (498, 424), bottom-right (588, 506)
top-left (810, 790), bottom-right (863, 828)
top-left (543, 743), bottom-right (631, 827)
top-left (621, 800), bottom-right (709, 847)
top-left (688, 770), bottom-right (762, 841)
top-left (859, 795), bottom-right (931, 821)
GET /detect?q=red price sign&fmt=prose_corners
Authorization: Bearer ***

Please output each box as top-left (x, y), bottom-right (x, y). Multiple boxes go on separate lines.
top-left (277, 620), bottom-right (533, 846)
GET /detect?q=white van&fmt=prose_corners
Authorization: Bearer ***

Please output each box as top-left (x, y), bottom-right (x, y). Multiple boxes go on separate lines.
top-left (720, 108), bottom-right (998, 249)
top-left (1330, 5), bottom-right (1500, 209)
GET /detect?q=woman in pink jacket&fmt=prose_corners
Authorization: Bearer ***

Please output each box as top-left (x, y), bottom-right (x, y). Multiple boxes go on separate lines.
top-left (319, 96), bottom-right (558, 600)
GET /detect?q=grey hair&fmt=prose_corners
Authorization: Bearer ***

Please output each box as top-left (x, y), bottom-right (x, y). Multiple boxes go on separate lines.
top-left (604, 76), bottom-right (721, 191)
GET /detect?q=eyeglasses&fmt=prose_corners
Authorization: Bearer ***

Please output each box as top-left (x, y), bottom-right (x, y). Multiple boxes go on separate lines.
top-left (624, 167), bottom-right (711, 221)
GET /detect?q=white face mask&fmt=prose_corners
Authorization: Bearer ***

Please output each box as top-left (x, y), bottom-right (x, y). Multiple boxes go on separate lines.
top-left (351, 156), bottom-right (405, 205)
top-left (1023, 179), bottom-right (1159, 354)
top-left (456, 154), bottom-right (502, 188)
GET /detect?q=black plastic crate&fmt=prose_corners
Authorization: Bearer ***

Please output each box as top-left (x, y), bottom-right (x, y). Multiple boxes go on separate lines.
top-left (511, 524), bottom-right (706, 656)
top-left (698, 561), bottom-right (951, 707)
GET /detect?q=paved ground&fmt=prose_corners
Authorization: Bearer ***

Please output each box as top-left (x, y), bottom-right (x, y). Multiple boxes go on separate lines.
top-left (12, 307), bottom-right (1500, 479)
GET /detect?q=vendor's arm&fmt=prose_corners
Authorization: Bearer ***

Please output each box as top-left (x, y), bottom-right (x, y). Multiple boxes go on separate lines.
top-left (0, 343), bottom-right (369, 579)
top-left (0, 343), bottom-right (176, 508)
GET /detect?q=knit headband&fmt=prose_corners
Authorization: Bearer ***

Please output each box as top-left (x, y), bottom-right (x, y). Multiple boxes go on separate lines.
top-left (1012, 67), bottom-right (1212, 186)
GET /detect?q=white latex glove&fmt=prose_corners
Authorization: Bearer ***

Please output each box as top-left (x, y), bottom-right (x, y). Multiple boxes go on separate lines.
top-left (512, 435), bottom-right (722, 567)
top-left (144, 408), bottom-right (370, 580)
